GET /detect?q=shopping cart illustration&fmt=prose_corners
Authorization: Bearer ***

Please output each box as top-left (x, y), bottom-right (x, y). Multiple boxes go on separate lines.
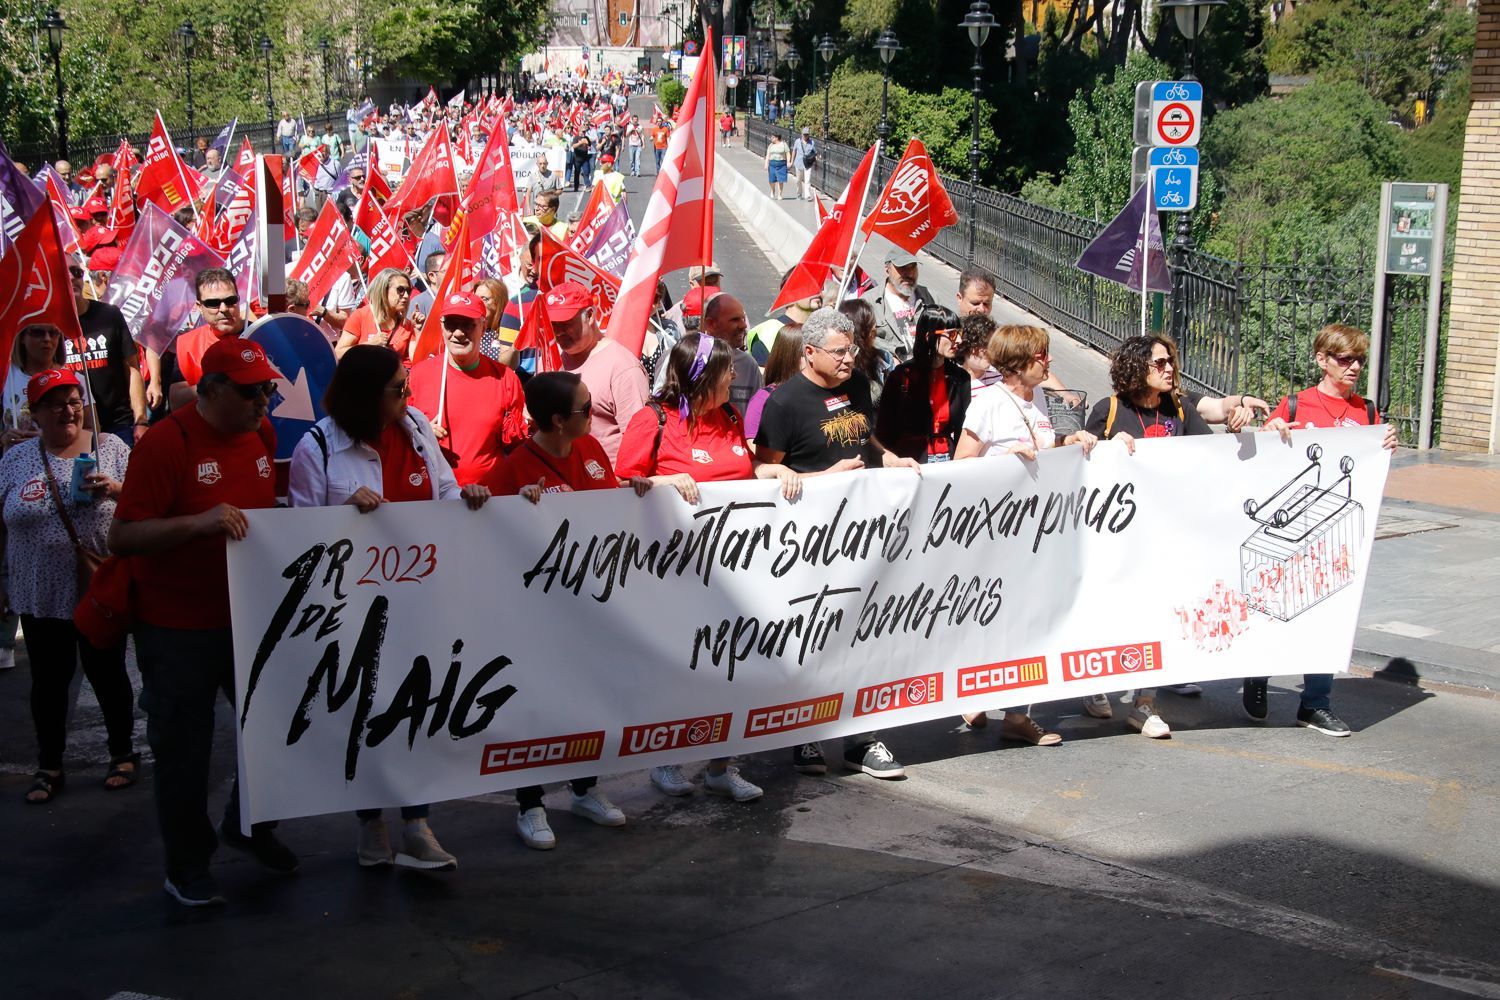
top-left (1240, 445), bottom-right (1362, 622)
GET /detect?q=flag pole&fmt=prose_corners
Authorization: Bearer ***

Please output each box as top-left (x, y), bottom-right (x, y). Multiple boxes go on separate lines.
top-left (1140, 173), bottom-right (1151, 339)
top-left (161, 114), bottom-right (205, 229)
top-left (836, 140), bottom-right (882, 303)
top-left (436, 345), bottom-right (450, 432)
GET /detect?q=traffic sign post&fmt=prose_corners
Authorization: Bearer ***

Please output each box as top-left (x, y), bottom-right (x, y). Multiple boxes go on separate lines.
top-left (1134, 80), bottom-right (1202, 148)
top-left (1130, 146), bottom-right (1199, 212)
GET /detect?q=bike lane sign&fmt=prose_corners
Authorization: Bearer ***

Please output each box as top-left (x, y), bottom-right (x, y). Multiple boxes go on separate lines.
top-left (1150, 80), bottom-right (1202, 147)
top-left (1149, 147), bottom-right (1199, 211)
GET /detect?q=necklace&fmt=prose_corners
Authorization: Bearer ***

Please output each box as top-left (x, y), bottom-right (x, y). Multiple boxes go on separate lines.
top-left (1310, 389), bottom-right (1358, 427)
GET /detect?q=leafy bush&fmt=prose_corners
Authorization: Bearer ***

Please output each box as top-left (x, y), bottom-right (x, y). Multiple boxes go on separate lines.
top-left (656, 76), bottom-right (687, 116)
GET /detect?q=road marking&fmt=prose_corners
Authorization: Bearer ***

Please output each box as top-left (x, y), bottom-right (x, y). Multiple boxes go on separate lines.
top-left (1366, 620), bottom-right (1442, 639)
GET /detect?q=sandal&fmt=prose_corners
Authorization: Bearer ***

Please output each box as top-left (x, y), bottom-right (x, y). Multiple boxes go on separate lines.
top-left (104, 753), bottom-right (140, 791)
top-left (1001, 714), bottom-right (1063, 747)
top-left (26, 770), bottom-right (64, 804)
top-left (960, 712), bottom-right (988, 729)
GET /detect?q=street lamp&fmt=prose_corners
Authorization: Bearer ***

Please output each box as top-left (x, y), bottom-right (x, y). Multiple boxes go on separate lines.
top-left (319, 38), bottom-right (331, 118)
top-left (875, 28), bottom-right (901, 187)
top-left (786, 47), bottom-right (800, 108)
top-left (959, 1), bottom-right (995, 264)
top-left (817, 34), bottom-right (835, 140)
top-left (362, 51), bottom-right (373, 97)
top-left (1159, 0), bottom-right (1224, 81)
top-left (42, 9), bottom-right (67, 160)
top-left (177, 21), bottom-right (197, 145)
top-left (260, 36), bottom-right (275, 124)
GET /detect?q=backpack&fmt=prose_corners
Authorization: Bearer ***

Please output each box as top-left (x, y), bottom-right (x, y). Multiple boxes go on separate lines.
top-left (1104, 394), bottom-right (1185, 438)
top-left (1285, 394), bottom-right (1377, 425)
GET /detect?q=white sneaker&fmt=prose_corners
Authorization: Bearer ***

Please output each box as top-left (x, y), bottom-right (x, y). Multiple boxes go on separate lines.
top-left (703, 766), bottom-right (763, 802)
top-left (516, 807), bottom-right (556, 850)
top-left (570, 787), bottom-right (627, 827)
top-left (650, 764), bottom-right (696, 797)
top-left (357, 817), bottom-right (393, 867)
top-left (1128, 702), bottom-right (1171, 739)
top-left (1083, 693), bottom-right (1114, 719)
top-left (396, 819), bottom-right (457, 871)
top-left (0, 647), bottom-right (13, 670)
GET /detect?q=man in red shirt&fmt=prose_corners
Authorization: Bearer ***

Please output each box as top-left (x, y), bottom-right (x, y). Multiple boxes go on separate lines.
top-left (548, 281), bottom-right (649, 465)
top-left (165, 267), bottom-right (245, 412)
top-left (408, 291), bottom-right (527, 487)
top-left (109, 337), bottom-right (299, 907)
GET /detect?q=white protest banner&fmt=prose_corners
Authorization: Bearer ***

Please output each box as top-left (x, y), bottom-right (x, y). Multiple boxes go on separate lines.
top-left (231, 428), bottom-right (1390, 824)
top-left (509, 144), bottom-right (542, 195)
top-left (372, 138), bottom-right (409, 186)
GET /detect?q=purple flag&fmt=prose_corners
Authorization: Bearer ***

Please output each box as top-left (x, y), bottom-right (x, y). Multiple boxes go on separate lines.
top-left (210, 118), bottom-right (238, 154)
top-left (206, 168), bottom-right (249, 216)
top-left (104, 202), bottom-right (227, 355)
top-left (334, 140), bottom-right (369, 189)
top-left (1075, 184), bottom-right (1171, 294)
top-left (582, 199), bottom-right (635, 278)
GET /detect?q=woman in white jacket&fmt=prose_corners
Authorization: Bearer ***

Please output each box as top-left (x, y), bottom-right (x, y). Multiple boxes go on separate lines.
top-left (287, 344), bottom-right (490, 872)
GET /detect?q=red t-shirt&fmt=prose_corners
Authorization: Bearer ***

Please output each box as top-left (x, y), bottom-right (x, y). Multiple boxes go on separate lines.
top-left (616, 404), bottom-right (754, 482)
top-left (492, 436), bottom-right (618, 496)
top-left (113, 406), bottom-right (277, 630)
top-left (928, 368), bottom-right (952, 457)
top-left (173, 325), bottom-right (237, 386)
top-left (408, 354), bottom-right (527, 488)
top-left (344, 305), bottom-right (416, 360)
top-left (374, 422), bottom-right (432, 502)
top-left (1269, 387), bottom-right (1377, 430)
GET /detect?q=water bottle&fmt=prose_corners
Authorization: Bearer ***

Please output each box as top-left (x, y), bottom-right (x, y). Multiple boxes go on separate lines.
top-left (70, 452), bottom-right (97, 504)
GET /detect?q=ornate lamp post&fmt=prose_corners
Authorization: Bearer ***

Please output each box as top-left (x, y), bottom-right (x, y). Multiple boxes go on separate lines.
top-left (1159, 0), bottom-right (1225, 81)
top-left (260, 36), bottom-right (275, 124)
top-left (817, 34), bottom-right (835, 140)
top-left (177, 21), bottom-right (197, 145)
top-left (875, 28), bottom-right (901, 188)
top-left (959, 2), bottom-right (995, 264)
top-left (786, 47), bottom-right (800, 108)
top-left (42, 9), bottom-right (68, 161)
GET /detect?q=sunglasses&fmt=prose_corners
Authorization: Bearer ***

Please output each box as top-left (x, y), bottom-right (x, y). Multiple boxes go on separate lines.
top-left (392, 286), bottom-right (413, 296)
top-left (384, 381), bottom-right (412, 399)
top-left (570, 400), bottom-right (593, 416)
top-left (1330, 353), bottom-right (1366, 367)
top-left (200, 295), bottom-right (240, 309)
top-left (1148, 357), bottom-right (1175, 372)
top-left (232, 381), bottom-right (279, 400)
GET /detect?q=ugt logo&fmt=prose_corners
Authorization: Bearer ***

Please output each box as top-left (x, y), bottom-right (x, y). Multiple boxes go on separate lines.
top-left (879, 156), bottom-right (932, 225)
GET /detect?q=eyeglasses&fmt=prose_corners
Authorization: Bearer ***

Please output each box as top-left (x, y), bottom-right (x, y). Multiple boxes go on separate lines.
top-left (570, 400), bottom-right (594, 416)
top-left (41, 397), bottom-right (85, 412)
top-left (231, 381), bottom-right (278, 400)
top-left (199, 295), bottom-right (240, 310)
top-left (1331, 353), bottom-right (1366, 367)
top-left (934, 328), bottom-right (958, 341)
top-left (1148, 357), bottom-right (1174, 372)
top-left (384, 381), bottom-right (412, 399)
top-left (813, 344), bottom-right (859, 360)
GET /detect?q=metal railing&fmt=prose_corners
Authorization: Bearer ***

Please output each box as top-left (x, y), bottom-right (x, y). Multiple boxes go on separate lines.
top-left (745, 116), bottom-right (1444, 445)
top-left (6, 113), bottom-right (348, 171)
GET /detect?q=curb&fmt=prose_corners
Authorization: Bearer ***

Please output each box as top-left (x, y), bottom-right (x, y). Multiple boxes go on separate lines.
top-left (1351, 630), bottom-right (1499, 693)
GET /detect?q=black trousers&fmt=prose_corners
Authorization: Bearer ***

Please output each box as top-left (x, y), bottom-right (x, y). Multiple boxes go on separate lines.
top-left (22, 615), bottom-right (134, 771)
top-left (516, 777), bottom-right (595, 811)
top-left (135, 624), bottom-right (274, 881)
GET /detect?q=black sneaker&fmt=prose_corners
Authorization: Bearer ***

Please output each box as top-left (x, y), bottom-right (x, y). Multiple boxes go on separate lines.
top-left (843, 741), bottom-right (906, 779)
top-left (792, 743), bottom-right (827, 775)
top-left (1242, 679), bottom-right (1269, 721)
top-left (1297, 707), bottom-right (1352, 737)
top-left (163, 872), bottom-right (226, 907)
top-left (219, 821), bottom-right (300, 874)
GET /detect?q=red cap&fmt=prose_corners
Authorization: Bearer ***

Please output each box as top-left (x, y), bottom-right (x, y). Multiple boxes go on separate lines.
top-left (84, 197), bottom-right (109, 215)
top-left (200, 337), bottom-right (284, 384)
top-left (543, 281), bottom-right (594, 323)
top-left (443, 291), bottom-right (487, 321)
top-left (681, 286), bottom-right (720, 318)
top-left (26, 368), bottom-right (82, 406)
top-left (69, 205), bottom-right (90, 222)
top-left (600, 154), bottom-right (616, 164)
top-left (87, 245), bottom-right (122, 273)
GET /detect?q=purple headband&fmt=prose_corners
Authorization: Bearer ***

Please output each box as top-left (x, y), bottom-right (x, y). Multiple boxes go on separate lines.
top-left (681, 334), bottom-right (717, 419)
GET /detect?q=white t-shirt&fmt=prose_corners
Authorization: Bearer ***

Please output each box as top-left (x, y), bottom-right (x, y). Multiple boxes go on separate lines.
top-left (969, 367), bottom-right (1005, 400)
top-left (963, 384), bottom-right (1055, 455)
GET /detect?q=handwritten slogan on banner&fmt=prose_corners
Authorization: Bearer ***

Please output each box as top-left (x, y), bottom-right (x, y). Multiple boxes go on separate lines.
top-left (230, 429), bottom-right (1390, 823)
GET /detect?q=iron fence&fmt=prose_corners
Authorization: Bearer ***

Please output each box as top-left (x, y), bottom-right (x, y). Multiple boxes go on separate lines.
top-left (745, 117), bottom-right (1444, 444)
top-left (7, 113), bottom-right (347, 172)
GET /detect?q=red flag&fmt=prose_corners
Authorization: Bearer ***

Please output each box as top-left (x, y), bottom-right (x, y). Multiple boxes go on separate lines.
top-left (460, 118), bottom-right (524, 253)
top-left (39, 169), bottom-right (82, 257)
top-left (289, 198), bottom-right (356, 307)
top-left (385, 122), bottom-right (459, 222)
top-left (234, 136), bottom-right (256, 177)
top-left (107, 144), bottom-right (136, 242)
top-left (771, 145), bottom-right (877, 313)
top-left (410, 212), bottom-right (474, 366)
top-left (608, 35), bottom-right (716, 355)
top-left (352, 184), bottom-right (416, 277)
top-left (567, 183), bottom-right (614, 254)
top-left (297, 148), bottom-right (323, 182)
top-left (209, 177), bottom-right (256, 255)
top-left (814, 196), bottom-right (830, 227)
top-left (513, 294), bottom-right (562, 373)
top-left (135, 112), bottom-right (206, 214)
top-left (535, 229), bottom-right (621, 329)
top-left (858, 138), bottom-right (959, 253)
top-left (0, 155), bottom-right (85, 370)
top-left (281, 157), bottom-right (297, 241)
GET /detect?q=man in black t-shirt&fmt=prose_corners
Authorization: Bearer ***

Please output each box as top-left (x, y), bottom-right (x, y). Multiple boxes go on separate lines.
top-left (69, 259), bottom-right (147, 444)
top-left (754, 306), bottom-right (921, 782)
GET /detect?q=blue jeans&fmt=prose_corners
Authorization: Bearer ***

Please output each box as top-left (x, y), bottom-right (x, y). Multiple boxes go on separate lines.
top-left (135, 624), bottom-right (276, 881)
top-left (653, 147), bottom-right (664, 171)
top-left (629, 146), bottom-right (641, 175)
top-left (280, 137), bottom-right (294, 154)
